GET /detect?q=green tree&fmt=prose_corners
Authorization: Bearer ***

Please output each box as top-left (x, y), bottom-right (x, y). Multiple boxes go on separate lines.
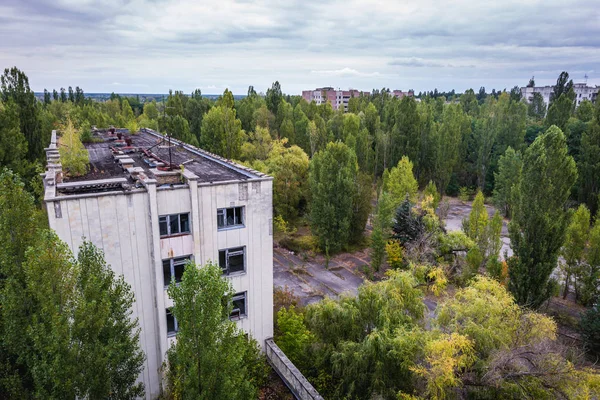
top-left (164, 262), bottom-right (262, 399)
top-left (551, 71), bottom-right (573, 103)
top-left (492, 147), bottom-right (522, 218)
top-left (508, 125), bottom-right (577, 308)
top-left (237, 86), bottom-right (264, 132)
top-left (59, 118), bottom-right (89, 176)
top-left (74, 242), bottom-right (145, 399)
top-left (580, 217), bottom-right (600, 306)
top-left (575, 99), bottom-right (595, 122)
top-left (528, 92), bottom-right (547, 120)
top-left (432, 104), bottom-right (470, 194)
top-left (371, 191), bottom-right (394, 271)
top-left (0, 100), bottom-right (29, 176)
top-left (546, 89), bottom-right (575, 133)
top-left (263, 140), bottom-right (309, 222)
top-left (578, 102), bottom-right (600, 215)
top-left (241, 126), bottom-right (272, 163)
top-left (349, 172), bottom-right (372, 244)
top-left (17, 230), bottom-right (79, 399)
top-left (393, 96), bottom-right (421, 173)
top-left (560, 205), bottom-right (590, 299)
top-left (200, 103), bottom-right (243, 159)
top-left (265, 81), bottom-right (282, 116)
top-left (423, 180), bottom-right (441, 210)
top-left (580, 303), bottom-right (600, 357)
top-left (462, 191), bottom-right (488, 248)
top-left (309, 142), bottom-right (358, 253)
top-left (121, 99), bottom-right (135, 123)
top-left (0, 67), bottom-right (44, 161)
top-left (275, 306), bottom-right (313, 370)
top-left (385, 156), bottom-right (418, 206)
top-left (0, 169), bottom-right (41, 397)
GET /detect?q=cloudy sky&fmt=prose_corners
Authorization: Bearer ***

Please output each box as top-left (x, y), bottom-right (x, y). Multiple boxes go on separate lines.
top-left (2, 0), bottom-right (599, 95)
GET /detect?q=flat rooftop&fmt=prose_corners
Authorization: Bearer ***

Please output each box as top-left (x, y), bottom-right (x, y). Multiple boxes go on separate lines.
top-left (45, 128), bottom-right (268, 196)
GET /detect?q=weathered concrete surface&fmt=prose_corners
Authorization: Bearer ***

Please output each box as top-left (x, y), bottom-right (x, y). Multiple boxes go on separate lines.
top-left (273, 246), bottom-right (367, 306)
top-left (443, 198), bottom-right (512, 258)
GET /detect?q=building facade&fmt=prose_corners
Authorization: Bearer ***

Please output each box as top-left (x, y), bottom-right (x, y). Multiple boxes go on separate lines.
top-left (521, 82), bottom-right (598, 107)
top-left (301, 87), bottom-right (366, 111)
top-left (301, 87), bottom-right (414, 111)
top-left (43, 128), bottom-right (274, 399)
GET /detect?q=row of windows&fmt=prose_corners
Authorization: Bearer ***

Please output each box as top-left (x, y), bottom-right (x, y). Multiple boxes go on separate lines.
top-left (162, 246), bottom-right (247, 287)
top-left (166, 291), bottom-right (247, 336)
top-left (159, 206), bottom-right (245, 238)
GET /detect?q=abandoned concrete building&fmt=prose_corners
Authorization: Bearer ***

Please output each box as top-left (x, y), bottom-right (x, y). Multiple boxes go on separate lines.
top-left (43, 127), bottom-right (274, 398)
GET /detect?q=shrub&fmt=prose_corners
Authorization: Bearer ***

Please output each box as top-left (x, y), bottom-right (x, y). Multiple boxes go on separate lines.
top-left (59, 118), bottom-right (89, 176)
top-left (385, 240), bottom-right (404, 269)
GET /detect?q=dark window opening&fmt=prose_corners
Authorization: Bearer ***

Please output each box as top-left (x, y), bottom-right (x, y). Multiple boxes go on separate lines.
top-left (163, 256), bottom-right (192, 287)
top-left (230, 292), bottom-right (247, 319)
top-left (166, 309), bottom-right (178, 336)
top-left (159, 213), bottom-right (191, 236)
top-left (218, 247), bottom-right (246, 275)
top-left (217, 207), bottom-right (244, 229)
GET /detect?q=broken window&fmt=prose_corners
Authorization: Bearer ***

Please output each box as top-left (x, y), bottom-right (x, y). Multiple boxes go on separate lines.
top-left (218, 247), bottom-right (245, 275)
top-left (163, 255), bottom-right (192, 287)
top-left (230, 292), bottom-right (247, 320)
top-left (166, 309), bottom-right (178, 336)
top-left (217, 206), bottom-right (244, 230)
top-left (159, 213), bottom-right (191, 236)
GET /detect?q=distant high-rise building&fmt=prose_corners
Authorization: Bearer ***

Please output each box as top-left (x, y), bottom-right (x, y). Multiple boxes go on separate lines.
top-left (521, 82), bottom-right (598, 107)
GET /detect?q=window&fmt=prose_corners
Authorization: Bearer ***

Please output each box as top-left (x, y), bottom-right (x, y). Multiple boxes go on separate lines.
top-left (166, 309), bottom-right (178, 336)
top-left (219, 247), bottom-right (245, 275)
top-left (230, 292), bottom-right (247, 319)
top-left (163, 255), bottom-right (192, 287)
top-left (159, 213), bottom-right (190, 236)
top-left (217, 206), bottom-right (244, 230)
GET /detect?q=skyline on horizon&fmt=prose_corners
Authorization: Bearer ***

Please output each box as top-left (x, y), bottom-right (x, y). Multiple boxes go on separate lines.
top-left (3, 0), bottom-right (599, 95)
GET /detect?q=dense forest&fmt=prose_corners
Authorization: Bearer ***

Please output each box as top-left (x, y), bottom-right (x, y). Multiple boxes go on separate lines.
top-left (1, 66), bottom-right (600, 399)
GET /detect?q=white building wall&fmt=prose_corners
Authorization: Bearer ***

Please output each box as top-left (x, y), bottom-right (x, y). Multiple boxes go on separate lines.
top-left (47, 191), bottom-right (163, 399)
top-left (46, 176), bottom-right (274, 399)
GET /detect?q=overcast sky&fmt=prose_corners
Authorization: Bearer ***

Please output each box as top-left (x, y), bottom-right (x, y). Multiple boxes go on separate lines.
top-left (2, 0), bottom-right (599, 95)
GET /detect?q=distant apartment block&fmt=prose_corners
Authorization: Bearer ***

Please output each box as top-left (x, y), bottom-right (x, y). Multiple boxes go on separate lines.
top-left (302, 87), bottom-right (413, 111)
top-left (521, 82), bottom-right (598, 107)
top-left (392, 90), bottom-right (414, 99)
top-left (302, 87), bottom-right (366, 111)
top-left (43, 128), bottom-right (274, 399)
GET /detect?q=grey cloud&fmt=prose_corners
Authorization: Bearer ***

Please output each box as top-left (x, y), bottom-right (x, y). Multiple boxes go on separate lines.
top-left (0, 0), bottom-right (599, 94)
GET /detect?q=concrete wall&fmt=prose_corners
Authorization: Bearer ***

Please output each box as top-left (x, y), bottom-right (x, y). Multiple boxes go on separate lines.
top-left (46, 177), bottom-right (274, 399)
top-left (265, 339), bottom-right (323, 400)
top-left (47, 191), bottom-right (163, 399)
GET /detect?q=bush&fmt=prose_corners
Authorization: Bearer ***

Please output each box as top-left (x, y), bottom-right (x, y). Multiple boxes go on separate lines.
top-left (458, 186), bottom-right (472, 202)
top-left (59, 118), bottom-right (89, 176)
top-left (385, 240), bottom-right (404, 269)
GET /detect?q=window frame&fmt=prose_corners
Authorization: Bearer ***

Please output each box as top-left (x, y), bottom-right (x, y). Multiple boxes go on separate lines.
top-left (230, 291), bottom-right (247, 320)
top-left (162, 255), bottom-right (192, 288)
top-left (218, 246), bottom-right (246, 276)
top-left (159, 212), bottom-right (191, 237)
top-left (217, 206), bottom-right (245, 230)
top-left (166, 308), bottom-right (178, 337)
